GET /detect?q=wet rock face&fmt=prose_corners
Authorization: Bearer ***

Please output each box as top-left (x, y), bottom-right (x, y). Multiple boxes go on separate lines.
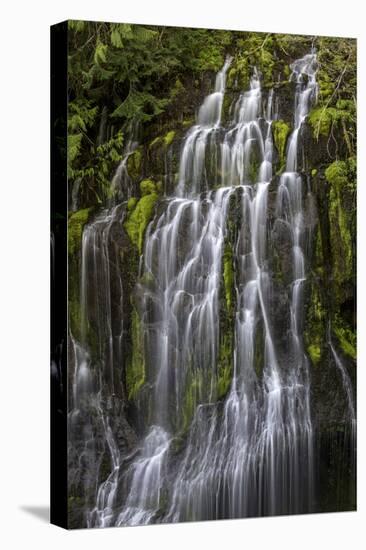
top-left (68, 399), bottom-right (138, 528)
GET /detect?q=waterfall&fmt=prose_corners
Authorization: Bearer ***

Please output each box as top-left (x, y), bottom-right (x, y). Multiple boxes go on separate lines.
top-left (68, 204), bottom-right (131, 521)
top-left (329, 335), bottom-right (356, 470)
top-left (177, 56), bottom-right (232, 196)
top-left (111, 138), bottom-right (139, 202)
top-left (73, 51), bottom-right (355, 527)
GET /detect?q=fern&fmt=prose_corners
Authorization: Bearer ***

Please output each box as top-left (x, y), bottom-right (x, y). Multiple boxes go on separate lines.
top-left (94, 42), bottom-right (108, 65)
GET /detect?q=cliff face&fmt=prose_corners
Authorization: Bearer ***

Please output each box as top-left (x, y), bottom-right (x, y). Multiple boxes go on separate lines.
top-left (67, 24), bottom-right (356, 527)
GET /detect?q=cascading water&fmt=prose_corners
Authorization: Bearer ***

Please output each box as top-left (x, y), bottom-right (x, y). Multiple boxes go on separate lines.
top-left (177, 56), bottom-right (232, 196)
top-left (328, 328), bottom-right (356, 480)
top-left (68, 204), bottom-right (135, 523)
top-left (71, 51), bottom-right (355, 528)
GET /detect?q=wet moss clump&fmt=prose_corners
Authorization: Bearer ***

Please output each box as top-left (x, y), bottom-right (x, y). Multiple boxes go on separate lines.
top-left (126, 308), bottom-right (146, 400)
top-left (326, 160), bottom-right (355, 296)
top-left (149, 136), bottom-right (162, 149)
top-left (127, 196), bottom-right (138, 211)
top-left (227, 57), bottom-right (249, 91)
top-left (334, 319), bottom-right (356, 360)
top-left (140, 178), bottom-right (157, 196)
top-left (223, 244), bottom-right (234, 311)
top-left (124, 184), bottom-right (159, 254)
top-left (163, 130), bottom-right (176, 148)
top-left (304, 281), bottom-right (326, 367)
top-left (182, 369), bottom-right (203, 432)
top-left (272, 119), bottom-right (290, 168)
top-left (217, 333), bottom-right (233, 400)
top-left (308, 343), bottom-right (321, 365)
top-left (127, 149), bottom-right (142, 181)
top-left (68, 207), bottom-right (94, 257)
top-left (308, 107), bottom-right (334, 137)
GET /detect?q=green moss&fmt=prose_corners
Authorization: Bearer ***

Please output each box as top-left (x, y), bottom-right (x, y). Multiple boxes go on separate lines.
top-left (227, 57), bottom-right (249, 90)
top-left (140, 178), bottom-right (157, 196)
top-left (325, 161), bottom-right (348, 188)
top-left (182, 369), bottom-right (203, 431)
top-left (223, 244), bottom-right (234, 310)
top-left (182, 118), bottom-right (194, 128)
top-left (149, 131), bottom-right (175, 152)
top-left (272, 120), bottom-right (290, 167)
top-left (126, 308), bottom-right (146, 400)
top-left (127, 197), bottom-right (138, 211)
top-left (308, 107), bottom-right (333, 137)
top-left (124, 192), bottom-right (158, 254)
top-left (68, 207), bottom-right (94, 257)
top-left (326, 160), bottom-right (354, 290)
top-left (334, 322), bottom-right (356, 360)
top-left (258, 47), bottom-right (275, 86)
top-left (304, 282), bottom-right (326, 366)
top-left (163, 130), bottom-right (176, 148)
top-left (68, 295), bottom-right (82, 342)
top-left (308, 343), bottom-right (321, 365)
top-left (127, 148), bottom-right (142, 180)
top-left (217, 363), bottom-right (232, 400)
top-left (308, 105), bottom-right (355, 140)
top-left (217, 333), bottom-right (233, 400)
top-left (149, 136), bottom-right (162, 149)
top-left (311, 168), bottom-right (318, 177)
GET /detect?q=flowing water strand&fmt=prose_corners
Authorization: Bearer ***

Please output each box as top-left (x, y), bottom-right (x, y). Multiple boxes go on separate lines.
top-left (327, 328), bottom-right (356, 502)
top-left (177, 56), bottom-right (232, 196)
top-left (110, 138), bottom-right (139, 203)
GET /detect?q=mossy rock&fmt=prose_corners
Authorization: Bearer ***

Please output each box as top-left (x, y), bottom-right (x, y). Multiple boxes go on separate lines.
top-left (272, 119), bottom-right (291, 168)
top-left (124, 192), bottom-right (159, 254)
top-left (127, 197), bottom-right (138, 211)
top-left (68, 207), bottom-right (94, 257)
top-left (307, 343), bottom-right (322, 365)
top-left (226, 57), bottom-right (249, 90)
top-left (182, 369), bottom-right (203, 432)
top-left (326, 159), bottom-right (355, 296)
top-left (127, 148), bottom-right (142, 181)
top-left (216, 333), bottom-right (233, 400)
top-left (149, 136), bottom-right (162, 149)
top-left (304, 276), bottom-right (326, 368)
top-left (223, 244), bottom-right (234, 311)
top-left (140, 179), bottom-right (157, 196)
top-left (163, 130), bottom-right (176, 148)
top-left (334, 319), bottom-right (356, 360)
top-left (126, 308), bottom-right (146, 400)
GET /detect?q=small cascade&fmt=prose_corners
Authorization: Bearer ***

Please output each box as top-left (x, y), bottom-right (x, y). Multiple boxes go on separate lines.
top-left (329, 333), bottom-right (356, 452)
top-left (111, 139), bottom-right (139, 202)
top-left (116, 426), bottom-right (170, 526)
top-left (87, 414), bottom-right (121, 528)
top-left (329, 342), bottom-right (356, 422)
top-left (177, 56), bottom-right (232, 196)
top-left (68, 204), bottom-right (129, 521)
top-left (327, 331), bottom-right (356, 505)
top-left (286, 53), bottom-right (318, 172)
